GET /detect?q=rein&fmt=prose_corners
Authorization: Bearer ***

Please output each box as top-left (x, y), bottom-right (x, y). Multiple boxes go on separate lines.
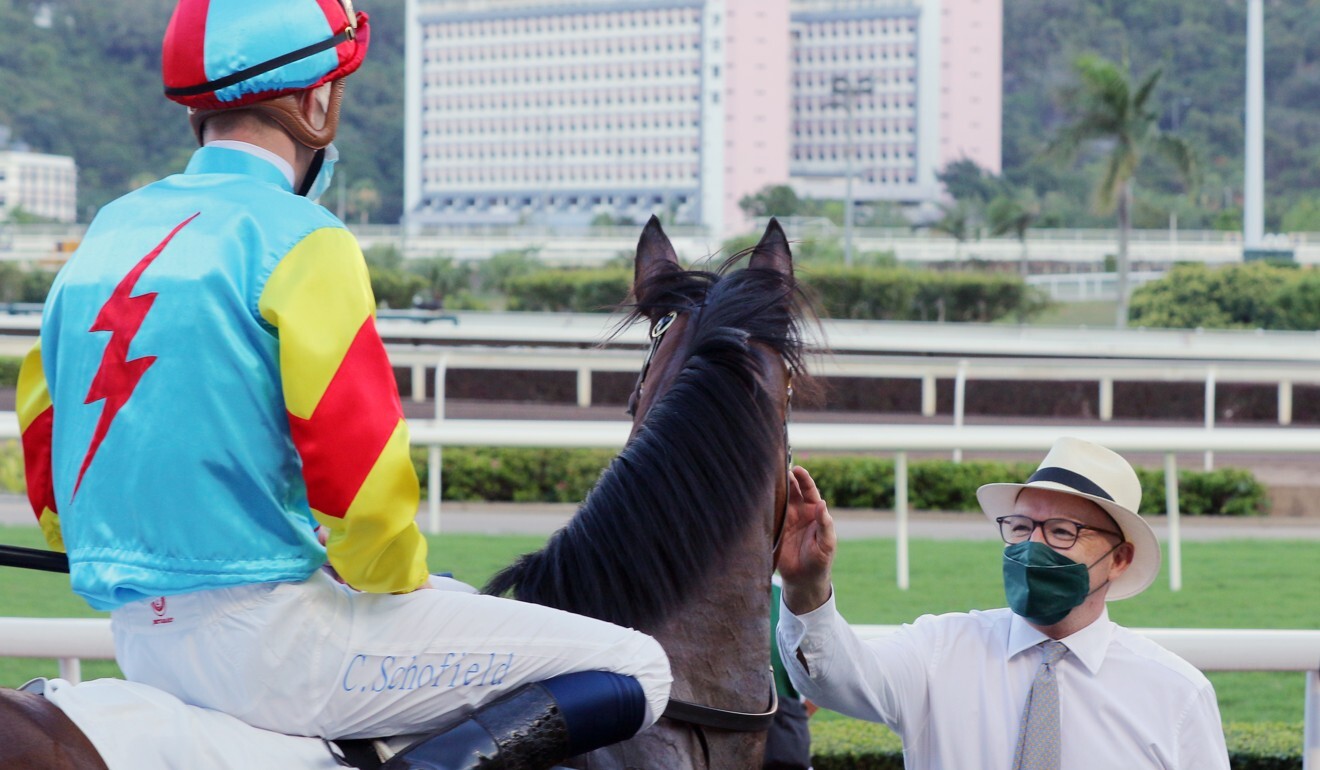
top-left (661, 672), bottom-right (778, 731)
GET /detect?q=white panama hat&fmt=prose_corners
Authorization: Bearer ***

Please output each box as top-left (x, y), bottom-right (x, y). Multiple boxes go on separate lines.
top-left (977, 437), bottom-right (1160, 601)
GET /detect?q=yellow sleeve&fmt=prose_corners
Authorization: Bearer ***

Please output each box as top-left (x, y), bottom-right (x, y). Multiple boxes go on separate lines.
top-left (17, 341), bottom-right (64, 551)
top-left (258, 227), bottom-right (428, 593)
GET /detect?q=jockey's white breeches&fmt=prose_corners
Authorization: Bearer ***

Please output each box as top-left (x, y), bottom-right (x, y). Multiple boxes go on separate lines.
top-left (110, 569), bottom-right (672, 740)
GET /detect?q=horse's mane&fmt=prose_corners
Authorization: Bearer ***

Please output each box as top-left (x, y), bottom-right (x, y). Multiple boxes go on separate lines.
top-left (483, 256), bottom-right (810, 630)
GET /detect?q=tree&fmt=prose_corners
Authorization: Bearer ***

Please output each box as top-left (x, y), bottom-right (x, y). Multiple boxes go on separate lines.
top-left (738, 184), bottom-right (802, 219)
top-left (930, 201), bottom-right (978, 263)
top-left (1049, 53), bottom-right (1198, 327)
top-left (986, 191), bottom-right (1039, 276)
top-left (937, 159), bottom-right (1004, 205)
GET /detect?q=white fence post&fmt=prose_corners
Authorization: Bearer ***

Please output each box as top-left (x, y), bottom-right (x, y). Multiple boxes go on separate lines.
top-left (58, 657), bottom-right (81, 685)
top-left (953, 361), bottom-right (967, 463)
top-left (1165, 452), bottom-right (1182, 592)
top-left (577, 367), bottom-right (593, 408)
top-left (895, 451), bottom-right (909, 591)
top-left (1280, 381), bottom-right (1294, 426)
top-left (1099, 377), bottom-right (1114, 421)
top-left (1204, 368), bottom-right (1216, 471)
top-left (921, 375), bottom-right (937, 417)
top-left (410, 364), bottom-right (426, 403)
top-left (1306, 669), bottom-right (1318, 769)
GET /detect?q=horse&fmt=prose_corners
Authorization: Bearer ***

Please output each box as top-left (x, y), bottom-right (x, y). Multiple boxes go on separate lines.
top-left (484, 215), bottom-right (812, 769)
top-left (0, 215), bottom-right (812, 770)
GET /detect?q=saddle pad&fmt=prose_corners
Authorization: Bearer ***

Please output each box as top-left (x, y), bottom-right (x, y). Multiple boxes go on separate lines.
top-left (45, 678), bottom-right (344, 770)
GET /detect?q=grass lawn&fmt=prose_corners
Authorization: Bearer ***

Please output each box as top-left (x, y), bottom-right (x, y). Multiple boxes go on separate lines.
top-left (1, 526), bottom-right (1313, 727)
top-left (1026, 299), bottom-right (1120, 327)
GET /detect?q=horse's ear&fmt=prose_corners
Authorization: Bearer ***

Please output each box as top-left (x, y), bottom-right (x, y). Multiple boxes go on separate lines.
top-left (634, 215), bottom-right (680, 304)
top-left (749, 217), bottom-right (793, 276)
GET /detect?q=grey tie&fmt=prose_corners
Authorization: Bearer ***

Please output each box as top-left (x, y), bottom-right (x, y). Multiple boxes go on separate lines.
top-left (1013, 640), bottom-right (1069, 770)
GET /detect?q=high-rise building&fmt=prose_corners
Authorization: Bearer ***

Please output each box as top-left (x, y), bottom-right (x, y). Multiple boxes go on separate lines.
top-left (405, 0), bottom-right (1000, 235)
top-left (0, 149), bottom-right (78, 224)
top-left (789, 0), bottom-right (1000, 210)
top-left (405, 0), bottom-right (789, 235)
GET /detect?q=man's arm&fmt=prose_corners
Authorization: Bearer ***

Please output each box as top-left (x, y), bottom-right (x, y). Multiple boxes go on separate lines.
top-left (259, 227), bottom-right (428, 594)
top-left (773, 465), bottom-right (929, 732)
top-left (1178, 682), bottom-right (1230, 769)
top-left (17, 341), bottom-right (63, 551)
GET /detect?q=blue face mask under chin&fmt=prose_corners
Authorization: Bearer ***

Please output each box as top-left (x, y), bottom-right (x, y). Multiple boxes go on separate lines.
top-left (301, 143), bottom-right (338, 202)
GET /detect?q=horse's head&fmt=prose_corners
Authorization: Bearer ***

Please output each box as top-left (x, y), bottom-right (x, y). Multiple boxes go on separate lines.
top-left (485, 216), bottom-right (814, 767)
top-left (622, 215), bottom-right (807, 560)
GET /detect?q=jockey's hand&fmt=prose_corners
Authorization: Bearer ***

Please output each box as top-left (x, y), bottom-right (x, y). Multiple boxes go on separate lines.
top-left (776, 465), bottom-right (836, 616)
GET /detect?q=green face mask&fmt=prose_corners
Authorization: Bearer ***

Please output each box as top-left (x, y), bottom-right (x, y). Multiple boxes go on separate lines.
top-left (1002, 541), bottom-right (1092, 626)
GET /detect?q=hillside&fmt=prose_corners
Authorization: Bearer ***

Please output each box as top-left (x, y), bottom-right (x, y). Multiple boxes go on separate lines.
top-left (1, 0), bottom-right (1316, 229)
top-left (0, 0), bottom-right (406, 222)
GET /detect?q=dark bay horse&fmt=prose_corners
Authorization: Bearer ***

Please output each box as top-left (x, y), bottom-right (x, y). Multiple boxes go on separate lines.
top-left (485, 216), bottom-right (812, 769)
top-left (0, 216), bottom-right (812, 770)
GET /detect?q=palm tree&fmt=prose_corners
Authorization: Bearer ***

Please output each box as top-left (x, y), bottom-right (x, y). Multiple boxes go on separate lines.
top-left (986, 190), bottom-right (1039, 277)
top-left (930, 200), bottom-right (977, 265)
top-left (1049, 53), bottom-right (1198, 327)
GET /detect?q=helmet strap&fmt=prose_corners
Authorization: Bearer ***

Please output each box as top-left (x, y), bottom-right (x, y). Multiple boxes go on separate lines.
top-left (297, 148), bottom-right (327, 197)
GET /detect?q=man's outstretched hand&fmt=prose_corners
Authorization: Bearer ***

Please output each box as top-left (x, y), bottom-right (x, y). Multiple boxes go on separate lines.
top-left (776, 465), bottom-right (836, 615)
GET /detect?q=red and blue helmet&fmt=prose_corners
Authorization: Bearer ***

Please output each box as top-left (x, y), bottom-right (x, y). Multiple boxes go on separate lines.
top-left (162, 0), bottom-right (370, 111)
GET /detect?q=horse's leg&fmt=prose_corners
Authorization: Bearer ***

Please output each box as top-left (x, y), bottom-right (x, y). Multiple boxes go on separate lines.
top-left (0, 688), bottom-right (110, 770)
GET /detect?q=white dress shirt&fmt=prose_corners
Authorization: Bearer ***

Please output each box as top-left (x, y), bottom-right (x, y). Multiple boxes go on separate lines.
top-left (778, 595), bottom-right (1229, 769)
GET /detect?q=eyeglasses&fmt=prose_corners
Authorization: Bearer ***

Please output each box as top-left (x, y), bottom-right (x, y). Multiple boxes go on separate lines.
top-left (995, 515), bottom-right (1124, 550)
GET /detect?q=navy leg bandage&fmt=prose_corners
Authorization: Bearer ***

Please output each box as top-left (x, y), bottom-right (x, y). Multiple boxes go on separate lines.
top-left (385, 671), bottom-right (646, 769)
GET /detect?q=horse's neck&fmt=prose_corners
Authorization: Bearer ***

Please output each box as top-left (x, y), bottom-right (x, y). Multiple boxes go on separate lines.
top-left (590, 518), bottom-right (775, 770)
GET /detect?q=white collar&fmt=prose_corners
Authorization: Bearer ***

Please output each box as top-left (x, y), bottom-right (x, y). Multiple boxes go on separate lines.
top-left (204, 140), bottom-right (295, 188)
top-left (1006, 607), bottom-right (1115, 676)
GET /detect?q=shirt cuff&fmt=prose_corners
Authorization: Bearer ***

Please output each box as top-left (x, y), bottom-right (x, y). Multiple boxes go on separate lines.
top-left (777, 586), bottom-right (837, 678)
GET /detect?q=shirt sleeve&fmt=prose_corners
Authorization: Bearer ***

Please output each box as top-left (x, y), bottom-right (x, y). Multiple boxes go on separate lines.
top-left (258, 226), bottom-right (428, 594)
top-left (1177, 680), bottom-right (1230, 769)
top-left (776, 589), bottom-right (933, 735)
top-left (17, 340), bottom-right (64, 551)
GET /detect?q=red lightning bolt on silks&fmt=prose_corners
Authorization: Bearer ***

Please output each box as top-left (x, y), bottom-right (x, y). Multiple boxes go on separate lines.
top-left (74, 213), bottom-right (199, 497)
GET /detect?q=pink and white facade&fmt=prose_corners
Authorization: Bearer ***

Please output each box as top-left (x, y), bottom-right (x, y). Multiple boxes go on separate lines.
top-left (405, 0), bottom-right (788, 234)
top-left (788, 0), bottom-right (1001, 207)
top-left (404, 0), bottom-right (1000, 234)
top-left (938, 0), bottom-right (1001, 174)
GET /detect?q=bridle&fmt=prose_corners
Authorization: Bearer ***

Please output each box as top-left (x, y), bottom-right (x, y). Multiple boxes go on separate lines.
top-left (628, 307), bottom-right (794, 743)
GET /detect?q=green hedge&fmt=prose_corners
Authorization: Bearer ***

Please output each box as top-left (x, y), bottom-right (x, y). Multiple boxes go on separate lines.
top-left (505, 269), bottom-right (631, 312)
top-left (801, 456), bottom-right (1266, 516)
top-left (1128, 262), bottom-right (1320, 331)
top-left (808, 720), bottom-right (1301, 769)
top-left (0, 356), bottom-right (22, 387)
top-left (501, 266), bottom-right (1047, 321)
top-left (803, 266), bottom-right (1048, 322)
top-left (408, 449), bottom-right (1268, 517)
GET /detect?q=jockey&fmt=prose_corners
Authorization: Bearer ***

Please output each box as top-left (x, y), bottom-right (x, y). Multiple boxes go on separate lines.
top-left (16, 1), bottom-right (670, 766)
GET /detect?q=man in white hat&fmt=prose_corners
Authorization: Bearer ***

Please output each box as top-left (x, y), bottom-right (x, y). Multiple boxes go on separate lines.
top-left (775, 437), bottom-right (1229, 769)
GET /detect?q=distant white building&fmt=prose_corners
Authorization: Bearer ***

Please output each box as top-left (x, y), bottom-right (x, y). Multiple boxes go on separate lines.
top-left (0, 150), bottom-right (78, 224)
top-left (404, 0), bottom-right (1000, 235)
